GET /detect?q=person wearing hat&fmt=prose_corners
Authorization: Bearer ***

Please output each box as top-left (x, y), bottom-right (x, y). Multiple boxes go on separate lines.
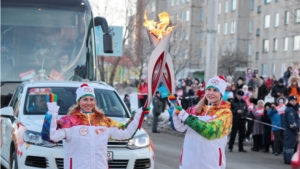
top-left (228, 89), bottom-right (248, 152)
top-left (123, 94), bottom-right (131, 113)
top-left (248, 74), bottom-right (261, 99)
top-left (152, 91), bottom-right (163, 133)
top-left (169, 75), bottom-right (232, 169)
top-left (262, 102), bottom-right (273, 153)
top-left (257, 76), bottom-right (269, 101)
top-left (287, 72), bottom-right (300, 104)
top-left (41, 84), bottom-right (150, 169)
top-left (236, 77), bottom-right (244, 90)
top-left (283, 95), bottom-right (299, 164)
top-left (268, 101), bottom-right (285, 156)
top-left (251, 100), bottom-right (265, 152)
top-left (271, 78), bottom-right (288, 104)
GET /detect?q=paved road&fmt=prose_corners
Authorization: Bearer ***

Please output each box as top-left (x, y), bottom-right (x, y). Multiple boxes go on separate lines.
top-left (146, 128), bottom-right (291, 169)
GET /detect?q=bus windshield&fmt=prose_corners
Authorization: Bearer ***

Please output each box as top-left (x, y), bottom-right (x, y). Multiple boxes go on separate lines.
top-left (1, 5), bottom-right (91, 81)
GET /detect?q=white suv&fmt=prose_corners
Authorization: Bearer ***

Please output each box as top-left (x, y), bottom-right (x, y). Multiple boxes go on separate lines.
top-left (1, 81), bottom-right (154, 169)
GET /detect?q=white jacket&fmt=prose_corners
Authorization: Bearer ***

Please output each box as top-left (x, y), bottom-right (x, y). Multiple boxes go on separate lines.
top-left (41, 103), bottom-right (143, 169)
top-left (173, 114), bottom-right (227, 169)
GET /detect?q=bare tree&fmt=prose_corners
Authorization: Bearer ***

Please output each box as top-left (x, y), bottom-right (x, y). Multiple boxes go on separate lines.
top-left (218, 50), bottom-right (249, 76)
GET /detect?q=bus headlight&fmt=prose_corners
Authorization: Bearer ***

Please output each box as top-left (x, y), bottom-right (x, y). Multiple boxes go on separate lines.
top-left (23, 130), bottom-right (56, 148)
top-left (127, 133), bottom-right (150, 149)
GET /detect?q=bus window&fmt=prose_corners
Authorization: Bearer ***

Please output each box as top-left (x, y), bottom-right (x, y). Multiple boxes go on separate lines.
top-left (1, 6), bottom-right (91, 81)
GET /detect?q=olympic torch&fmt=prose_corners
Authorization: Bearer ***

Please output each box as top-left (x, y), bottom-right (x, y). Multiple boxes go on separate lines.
top-left (143, 12), bottom-right (176, 111)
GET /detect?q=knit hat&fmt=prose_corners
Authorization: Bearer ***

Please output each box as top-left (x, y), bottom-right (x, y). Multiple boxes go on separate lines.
top-left (278, 78), bottom-right (284, 83)
top-left (76, 84), bottom-right (95, 102)
top-left (206, 75), bottom-right (227, 96)
top-left (288, 95), bottom-right (298, 102)
top-left (236, 90), bottom-right (244, 96)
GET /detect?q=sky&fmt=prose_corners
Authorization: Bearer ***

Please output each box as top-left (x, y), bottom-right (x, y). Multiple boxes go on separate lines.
top-left (89, 0), bottom-right (137, 27)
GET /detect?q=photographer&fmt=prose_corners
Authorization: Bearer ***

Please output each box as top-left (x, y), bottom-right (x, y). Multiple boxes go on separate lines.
top-left (228, 90), bottom-right (248, 152)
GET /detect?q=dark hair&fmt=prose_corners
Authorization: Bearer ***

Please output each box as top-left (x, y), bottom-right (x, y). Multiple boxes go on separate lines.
top-left (194, 78), bottom-right (200, 84)
top-left (248, 86), bottom-right (253, 91)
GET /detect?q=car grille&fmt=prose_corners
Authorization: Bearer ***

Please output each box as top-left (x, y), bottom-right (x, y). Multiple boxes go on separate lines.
top-left (56, 141), bottom-right (127, 147)
top-left (55, 158), bottom-right (64, 169)
top-left (109, 159), bottom-right (129, 169)
top-left (134, 158), bottom-right (151, 169)
top-left (55, 159), bottom-right (128, 169)
top-left (25, 156), bottom-right (48, 168)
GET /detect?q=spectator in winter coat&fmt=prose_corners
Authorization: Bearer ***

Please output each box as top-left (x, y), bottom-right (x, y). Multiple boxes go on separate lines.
top-left (123, 94), bottom-right (131, 113)
top-left (268, 99), bottom-right (285, 156)
top-left (283, 67), bottom-right (293, 86)
top-left (272, 75), bottom-right (278, 88)
top-left (228, 90), bottom-right (248, 152)
top-left (248, 74), bottom-right (261, 99)
top-left (265, 77), bottom-right (273, 92)
top-left (262, 102), bottom-right (272, 153)
top-left (257, 76), bottom-right (269, 101)
top-left (271, 78), bottom-right (288, 104)
top-left (283, 96), bottom-right (299, 164)
top-left (251, 100), bottom-right (265, 151)
top-left (236, 77), bottom-right (244, 90)
top-left (287, 72), bottom-right (300, 104)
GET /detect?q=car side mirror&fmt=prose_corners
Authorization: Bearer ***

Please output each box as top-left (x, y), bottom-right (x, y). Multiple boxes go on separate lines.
top-left (0, 106), bottom-right (14, 117)
top-left (94, 17), bottom-right (114, 53)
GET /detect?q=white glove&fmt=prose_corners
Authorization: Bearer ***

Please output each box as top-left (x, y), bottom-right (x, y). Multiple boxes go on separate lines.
top-left (135, 107), bottom-right (144, 115)
top-left (47, 102), bottom-right (60, 115)
top-left (177, 109), bottom-right (189, 122)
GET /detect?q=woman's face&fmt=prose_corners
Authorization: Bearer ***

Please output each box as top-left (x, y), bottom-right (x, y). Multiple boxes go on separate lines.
top-left (79, 96), bottom-right (95, 112)
top-left (258, 102), bottom-right (264, 107)
top-left (265, 106), bottom-right (270, 111)
top-left (231, 86), bottom-right (236, 90)
top-left (206, 88), bottom-right (222, 103)
top-left (292, 81), bottom-right (297, 86)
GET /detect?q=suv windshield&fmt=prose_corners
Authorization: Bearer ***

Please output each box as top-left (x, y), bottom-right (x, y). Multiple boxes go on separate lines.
top-left (1, 6), bottom-right (90, 81)
top-left (25, 87), bottom-right (129, 118)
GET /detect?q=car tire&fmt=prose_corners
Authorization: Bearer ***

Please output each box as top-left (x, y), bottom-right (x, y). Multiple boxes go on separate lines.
top-left (9, 151), bottom-right (18, 169)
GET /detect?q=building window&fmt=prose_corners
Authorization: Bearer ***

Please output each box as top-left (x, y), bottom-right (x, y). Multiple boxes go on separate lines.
top-left (218, 3), bottom-right (222, 14)
top-left (229, 43), bottom-right (234, 54)
top-left (256, 29), bottom-right (261, 36)
top-left (258, 6), bottom-right (262, 13)
top-left (176, 0), bottom-right (179, 5)
top-left (185, 30), bottom-right (189, 40)
top-left (222, 45), bottom-right (226, 56)
top-left (272, 63), bottom-right (276, 75)
top-left (224, 1), bottom-right (228, 13)
top-left (263, 39), bottom-right (269, 52)
top-left (218, 24), bottom-right (220, 34)
top-left (264, 0), bottom-right (271, 4)
top-left (273, 38), bottom-right (278, 51)
top-left (261, 64), bottom-right (268, 77)
top-left (151, 2), bottom-right (156, 12)
top-left (185, 10), bottom-right (189, 21)
top-left (248, 44), bottom-right (252, 56)
top-left (284, 37), bottom-right (288, 51)
top-left (295, 9), bottom-right (300, 23)
top-left (249, 20), bottom-right (253, 33)
top-left (181, 0), bottom-right (185, 4)
top-left (250, 0), bottom-right (254, 11)
top-left (200, 10), bottom-right (204, 21)
top-left (264, 15), bottom-right (270, 28)
top-left (255, 52), bottom-right (259, 60)
top-left (171, 0), bottom-right (174, 6)
top-left (199, 32), bottom-right (204, 40)
top-left (230, 21), bottom-right (236, 33)
top-left (164, 1), bottom-right (168, 10)
top-left (274, 13), bottom-right (279, 27)
top-left (231, 0), bottom-right (236, 11)
top-left (199, 48), bottom-right (202, 58)
top-left (224, 22), bottom-right (227, 34)
top-left (285, 11), bottom-right (290, 25)
top-left (293, 35), bottom-right (300, 50)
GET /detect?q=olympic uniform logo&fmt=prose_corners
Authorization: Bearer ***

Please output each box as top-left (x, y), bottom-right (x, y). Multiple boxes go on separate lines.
top-left (79, 127), bottom-right (89, 136)
top-left (210, 79), bottom-right (219, 85)
top-left (84, 88), bottom-right (93, 93)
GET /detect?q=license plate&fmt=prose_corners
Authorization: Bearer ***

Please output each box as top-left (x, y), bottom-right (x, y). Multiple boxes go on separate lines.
top-left (107, 151), bottom-right (113, 161)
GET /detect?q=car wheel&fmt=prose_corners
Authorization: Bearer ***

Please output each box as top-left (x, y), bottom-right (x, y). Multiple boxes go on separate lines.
top-left (9, 151), bottom-right (18, 169)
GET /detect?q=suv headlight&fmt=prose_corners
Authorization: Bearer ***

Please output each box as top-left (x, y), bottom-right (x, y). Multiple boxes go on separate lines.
top-left (127, 133), bottom-right (150, 149)
top-left (23, 130), bottom-right (56, 148)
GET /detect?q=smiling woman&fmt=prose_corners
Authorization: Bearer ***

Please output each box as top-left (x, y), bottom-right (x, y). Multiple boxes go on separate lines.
top-left (41, 83), bottom-right (150, 169)
top-left (169, 75), bottom-right (232, 169)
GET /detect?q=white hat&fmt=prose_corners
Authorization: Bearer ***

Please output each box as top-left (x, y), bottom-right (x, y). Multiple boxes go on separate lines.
top-left (76, 84), bottom-right (95, 102)
top-left (206, 75), bottom-right (227, 96)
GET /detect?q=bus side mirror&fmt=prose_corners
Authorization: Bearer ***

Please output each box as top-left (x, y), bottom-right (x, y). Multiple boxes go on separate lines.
top-left (94, 17), bottom-right (113, 53)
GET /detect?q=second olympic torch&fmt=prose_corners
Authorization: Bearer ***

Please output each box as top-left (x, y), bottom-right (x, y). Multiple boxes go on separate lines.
top-left (143, 11), bottom-right (176, 108)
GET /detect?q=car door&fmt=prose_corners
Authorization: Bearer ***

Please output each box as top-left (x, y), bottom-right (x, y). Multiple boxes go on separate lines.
top-left (1, 85), bottom-right (23, 163)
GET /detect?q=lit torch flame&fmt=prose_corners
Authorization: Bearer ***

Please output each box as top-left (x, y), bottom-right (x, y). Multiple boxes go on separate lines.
top-left (143, 11), bottom-right (175, 40)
